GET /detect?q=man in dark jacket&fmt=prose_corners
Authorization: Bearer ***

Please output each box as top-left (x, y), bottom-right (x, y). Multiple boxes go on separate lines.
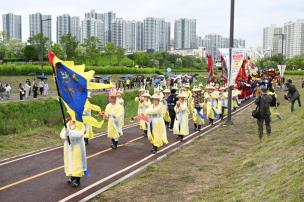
top-left (285, 79), bottom-right (301, 112)
top-left (255, 86), bottom-right (272, 142)
top-left (167, 88), bottom-right (178, 131)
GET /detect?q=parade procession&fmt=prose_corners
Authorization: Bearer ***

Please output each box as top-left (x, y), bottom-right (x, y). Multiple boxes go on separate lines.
top-left (46, 49), bottom-right (262, 188)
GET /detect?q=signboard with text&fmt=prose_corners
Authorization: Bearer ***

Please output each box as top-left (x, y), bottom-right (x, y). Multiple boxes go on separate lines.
top-left (218, 48), bottom-right (246, 86)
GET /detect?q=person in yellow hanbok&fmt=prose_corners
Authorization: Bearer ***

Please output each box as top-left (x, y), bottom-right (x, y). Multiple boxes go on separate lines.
top-left (60, 119), bottom-right (87, 187)
top-left (183, 83), bottom-right (193, 111)
top-left (232, 87), bottom-right (241, 110)
top-left (145, 94), bottom-right (168, 154)
top-left (83, 91), bottom-right (103, 145)
top-left (173, 92), bottom-right (189, 141)
top-left (162, 88), bottom-right (171, 127)
top-left (204, 84), bottom-right (219, 126)
top-left (104, 88), bottom-right (124, 149)
top-left (268, 88), bottom-right (283, 120)
top-left (218, 86), bottom-right (228, 120)
top-left (137, 90), bottom-right (151, 136)
top-left (191, 87), bottom-right (205, 131)
top-left (116, 88), bottom-right (125, 127)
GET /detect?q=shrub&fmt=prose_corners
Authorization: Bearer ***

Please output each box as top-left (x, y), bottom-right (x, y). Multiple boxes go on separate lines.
top-left (0, 91), bottom-right (140, 136)
top-left (0, 64), bottom-right (157, 76)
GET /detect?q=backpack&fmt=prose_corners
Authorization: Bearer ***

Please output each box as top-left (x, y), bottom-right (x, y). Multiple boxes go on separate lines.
top-left (270, 94), bottom-right (276, 107)
top-left (252, 96), bottom-right (262, 119)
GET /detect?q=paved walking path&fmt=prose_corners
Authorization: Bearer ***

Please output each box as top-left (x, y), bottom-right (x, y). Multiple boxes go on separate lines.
top-left (0, 99), bottom-right (254, 202)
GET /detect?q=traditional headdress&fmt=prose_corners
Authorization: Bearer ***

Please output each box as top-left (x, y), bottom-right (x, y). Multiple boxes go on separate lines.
top-left (108, 87), bottom-right (117, 97)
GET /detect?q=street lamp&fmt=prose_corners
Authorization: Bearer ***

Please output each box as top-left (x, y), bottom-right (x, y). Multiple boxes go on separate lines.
top-left (40, 18), bottom-right (51, 77)
top-left (225, 0), bottom-right (235, 126)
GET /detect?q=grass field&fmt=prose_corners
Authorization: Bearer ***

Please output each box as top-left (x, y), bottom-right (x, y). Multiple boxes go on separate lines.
top-left (92, 76), bottom-right (304, 202)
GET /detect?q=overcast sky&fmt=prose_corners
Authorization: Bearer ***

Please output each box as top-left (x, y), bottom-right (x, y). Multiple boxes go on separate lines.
top-left (1, 0), bottom-right (303, 47)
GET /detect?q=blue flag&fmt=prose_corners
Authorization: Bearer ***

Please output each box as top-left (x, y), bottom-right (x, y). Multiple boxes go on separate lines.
top-left (56, 63), bottom-right (87, 122)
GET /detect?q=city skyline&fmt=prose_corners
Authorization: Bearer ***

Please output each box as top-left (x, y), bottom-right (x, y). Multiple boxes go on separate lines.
top-left (1, 0), bottom-right (303, 47)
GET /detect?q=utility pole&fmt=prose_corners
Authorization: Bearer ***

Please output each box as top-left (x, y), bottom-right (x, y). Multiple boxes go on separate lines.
top-left (225, 0), bottom-right (235, 125)
top-left (40, 18), bottom-right (51, 77)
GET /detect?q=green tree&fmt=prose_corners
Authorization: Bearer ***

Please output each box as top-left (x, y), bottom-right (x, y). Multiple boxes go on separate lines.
top-left (22, 45), bottom-right (37, 61)
top-left (103, 43), bottom-right (116, 66)
top-left (270, 53), bottom-right (284, 65)
top-left (0, 31), bottom-right (7, 60)
top-left (83, 37), bottom-right (101, 65)
top-left (116, 47), bottom-right (125, 65)
top-left (121, 57), bottom-right (133, 67)
top-left (60, 34), bottom-right (78, 60)
top-left (50, 43), bottom-right (64, 59)
top-left (134, 52), bottom-right (149, 67)
top-left (28, 33), bottom-right (49, 62)
top-left (6, 39), bottom-right (25, 59)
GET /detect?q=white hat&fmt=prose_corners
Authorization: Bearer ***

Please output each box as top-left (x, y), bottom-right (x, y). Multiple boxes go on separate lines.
top-left (151, 93), bottom-right (161, 100)
top-left (163, 88), bottom-right (170, 93)
top-left (183, 83), bottom-right (190, 88)
top-left (142, 90), bottom-right (151, 97)
top-left (177, 92), bottom-right (187, 98)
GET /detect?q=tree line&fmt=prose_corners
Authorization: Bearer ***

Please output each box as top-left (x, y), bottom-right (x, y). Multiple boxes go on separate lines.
top-left (256, 53), bottom-right (304, 71)
top-left (0, 32), bottom-right (207, 70)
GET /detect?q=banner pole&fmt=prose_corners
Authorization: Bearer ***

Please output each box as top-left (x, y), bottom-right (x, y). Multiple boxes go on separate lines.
top-left (225, 0), bottom-right (235, 125)
top-left (48, 52), bottom-right (71, 145)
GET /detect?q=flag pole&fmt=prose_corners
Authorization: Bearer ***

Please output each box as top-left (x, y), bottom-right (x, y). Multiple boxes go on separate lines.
top-left (48, 52), bottom-right (71, 145)
top-left (225, 0), bottom-right (235, 126)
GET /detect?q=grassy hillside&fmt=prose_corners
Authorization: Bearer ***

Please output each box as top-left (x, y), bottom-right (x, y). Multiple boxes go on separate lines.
top-left (94, 77), bottom-right (304, 202)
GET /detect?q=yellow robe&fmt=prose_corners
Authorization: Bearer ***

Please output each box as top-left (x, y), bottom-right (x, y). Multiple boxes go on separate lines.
top-left (60, 124), bottom-right (87, 177)
top-left (268, 92), bottom-right (281, 117)
top-left (105, 103), bottom-right (124, 139)
top-left (205, 92), bottom-right (219, 120)
top-left (138, 100), bottom-right (151, 130)
top-left (184, 90), bottom-right (193, 112)
top-left (218, 92), bottom-right (228, 116)
top-left (191, 102), bottom-right (205, 125)
top-left (162, 99), bottom-right (171, 122)
top-left (146, 103), bottom-right (168, 148)
top-left (232, 90), bottom-right (241, 108)
top-left (83, 102), bottom-right (101, 139)
top-left (116, 98), bottom-right (125, 127)
top-left (173, 102), bottom-right (189, 136)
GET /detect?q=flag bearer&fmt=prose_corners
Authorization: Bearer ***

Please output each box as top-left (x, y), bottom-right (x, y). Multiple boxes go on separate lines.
top-left (60, 119), bottom-right (87, 187)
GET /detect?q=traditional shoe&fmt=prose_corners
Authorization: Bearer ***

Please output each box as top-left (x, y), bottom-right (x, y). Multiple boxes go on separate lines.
top-left (198, 125), bottom-right (202, 131)
top-left (111, 144), bottom-right (117, 149)
top-left (71, 179), bottom-right (80, 187)
top-left (179, 136), bottom-right (184, 141)
top-left (84, 138), bottom-right (89, 145)
top-left (67, 177), bottom-right (73, 184)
